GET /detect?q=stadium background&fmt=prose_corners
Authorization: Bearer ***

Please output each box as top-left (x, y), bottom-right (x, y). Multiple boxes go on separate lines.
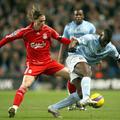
top-left (0, 0), bottom-right (120, 90)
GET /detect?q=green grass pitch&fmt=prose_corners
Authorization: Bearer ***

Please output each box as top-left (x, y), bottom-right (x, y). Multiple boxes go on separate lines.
top-left (0, 90), bottom-right (120, 120)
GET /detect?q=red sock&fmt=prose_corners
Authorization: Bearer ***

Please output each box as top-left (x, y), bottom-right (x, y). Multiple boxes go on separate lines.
top-left (67, 80), bottom-right (76, 94)
top-left (13, 87), bottom-right (27, 107)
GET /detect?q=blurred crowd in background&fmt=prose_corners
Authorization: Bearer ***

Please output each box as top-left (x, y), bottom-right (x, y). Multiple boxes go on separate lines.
top-left (0, 0), bottom-right (120, 89)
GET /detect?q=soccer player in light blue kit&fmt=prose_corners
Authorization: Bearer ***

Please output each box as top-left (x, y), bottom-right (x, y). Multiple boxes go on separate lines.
top-left (48, 28), bottom-right (120, 118)
top-left (58, 9), bottom-right (96, 110)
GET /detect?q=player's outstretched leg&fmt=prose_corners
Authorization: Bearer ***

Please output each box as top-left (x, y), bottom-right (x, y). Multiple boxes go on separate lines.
top-left (67, 80), bottom-right (76, 110)
top-left (48, 106), bottom-right (61, 118)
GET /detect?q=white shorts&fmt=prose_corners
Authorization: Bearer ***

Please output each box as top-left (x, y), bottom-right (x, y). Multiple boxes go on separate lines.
top-left (66, 54), bottom-right (87, 82)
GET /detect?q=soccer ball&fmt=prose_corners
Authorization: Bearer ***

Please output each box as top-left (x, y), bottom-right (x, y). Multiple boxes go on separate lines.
top-left (90, 93), bottom-right (104, 108)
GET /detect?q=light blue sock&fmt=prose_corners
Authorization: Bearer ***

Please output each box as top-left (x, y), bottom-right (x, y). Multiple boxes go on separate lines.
top-left (81, 77), bottom-right (91, 99)
top-left (51, 92), bottom-right (80, 110)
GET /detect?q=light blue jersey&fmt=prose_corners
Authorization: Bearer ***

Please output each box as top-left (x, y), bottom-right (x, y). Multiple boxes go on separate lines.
top-left (63, 20), bottom-right (96, 39)
top-left (70, 34), bottom-right (119, 65)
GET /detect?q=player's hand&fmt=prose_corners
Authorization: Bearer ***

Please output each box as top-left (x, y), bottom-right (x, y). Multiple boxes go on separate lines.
top-left (70, 37), bottom-right (79, 48)
top-left (68, 37), bottom-right (78, 52)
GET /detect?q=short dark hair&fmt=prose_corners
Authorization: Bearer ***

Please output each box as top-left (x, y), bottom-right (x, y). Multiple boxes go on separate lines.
top-left (104, 27), bottom-right (113, 42)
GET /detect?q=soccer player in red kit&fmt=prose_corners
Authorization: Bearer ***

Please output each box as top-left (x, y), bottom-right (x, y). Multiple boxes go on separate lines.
top-left (0, 6), bottom-right (71, 118)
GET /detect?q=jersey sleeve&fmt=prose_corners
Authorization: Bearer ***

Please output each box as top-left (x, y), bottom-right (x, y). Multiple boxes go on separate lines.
top-left (77, 34), bottom-right (94, 45)
top-left (51, 28), bottom-right (60, 39)
top-left (0, 28), bottom-right (25, 48)
top-left (89, 24), bottom-right (96, 34)
top-left (109, 44), bottom-right (120, 60)
top-left (50, 27), bottom-right (71, 45)
top-left (62, 25), bottom-right (69, 38)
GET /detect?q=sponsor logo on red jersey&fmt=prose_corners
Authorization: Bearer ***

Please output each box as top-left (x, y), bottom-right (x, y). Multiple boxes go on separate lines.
top-left (30, 41), bottom-right (46, 49)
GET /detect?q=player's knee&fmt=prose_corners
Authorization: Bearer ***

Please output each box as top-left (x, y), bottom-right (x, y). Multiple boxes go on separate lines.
top-left (63, 68), bottom-right (70, 79)
top-left (78, 67), bottom-right (92, 77)
top-left (22, 79), bottom-right (34, 88)
top-left (82, 70), bottom-right (92, 77)
top-left (61, 71), bottom-right (70, 80)
top-left (20, 81), bottom-right (31, 91)
top-left (23, 75), bottom-right (35, 88)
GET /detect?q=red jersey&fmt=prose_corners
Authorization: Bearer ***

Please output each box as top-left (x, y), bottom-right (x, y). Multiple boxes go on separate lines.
top-left (0, 23), bottom-right (70, 65)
